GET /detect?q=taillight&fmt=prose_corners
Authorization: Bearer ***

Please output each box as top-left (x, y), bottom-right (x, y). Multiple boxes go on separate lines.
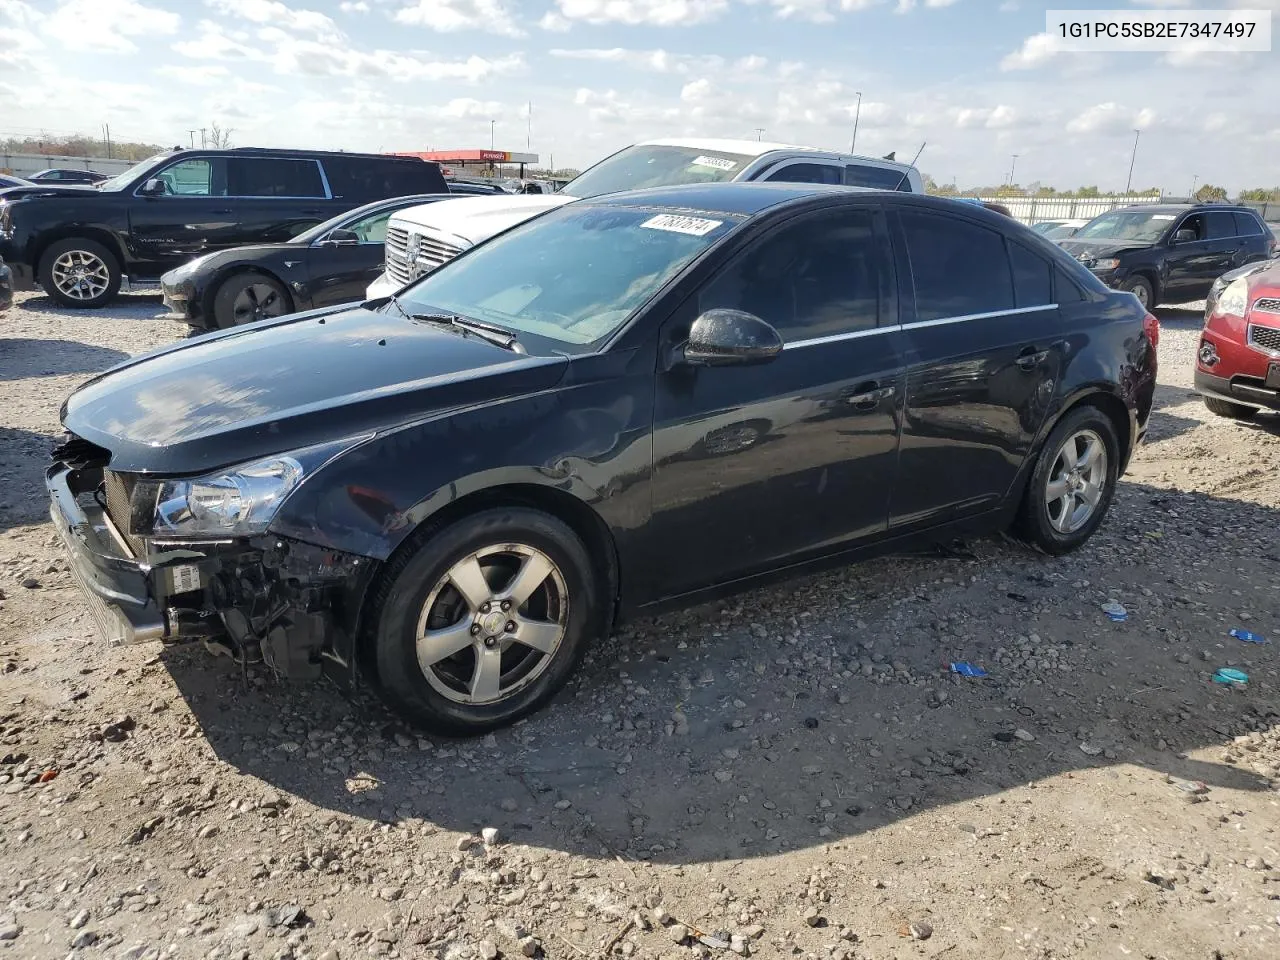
top-left (1143, 311), bottom-right (1160, 350)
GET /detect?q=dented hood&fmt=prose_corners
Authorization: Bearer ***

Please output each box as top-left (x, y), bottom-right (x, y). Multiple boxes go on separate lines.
top-left (61, 303), bottom-right (567, 475)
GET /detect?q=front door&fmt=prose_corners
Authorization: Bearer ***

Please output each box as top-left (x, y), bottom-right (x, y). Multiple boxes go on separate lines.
top-left (1163, 212), bottom-right (1236, 301)
top-left (127, 156), bottom-right (241, 277)
top-left (887, 208), bottom-right (1061, 530)
top-left (648, 205), bottom-right (904, 599)
top-left (305, 206), bottom-right (398, 307)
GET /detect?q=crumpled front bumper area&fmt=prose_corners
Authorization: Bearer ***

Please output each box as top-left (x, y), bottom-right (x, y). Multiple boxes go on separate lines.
top-left (47, 461), bottom-right (378, 678)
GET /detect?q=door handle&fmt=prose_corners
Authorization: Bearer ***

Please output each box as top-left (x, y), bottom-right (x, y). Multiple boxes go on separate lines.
top-left (1016, 347), bottom-right (1049, 371)
top-left (846, 383), bottom-right (896, 408)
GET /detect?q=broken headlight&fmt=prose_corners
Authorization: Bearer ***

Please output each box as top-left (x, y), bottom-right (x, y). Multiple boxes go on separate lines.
top-left (148, 437), bottom-right (369, 538)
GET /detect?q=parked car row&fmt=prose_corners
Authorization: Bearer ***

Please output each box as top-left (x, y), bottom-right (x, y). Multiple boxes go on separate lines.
top-left (46, 178), bottom-right (1158, 734)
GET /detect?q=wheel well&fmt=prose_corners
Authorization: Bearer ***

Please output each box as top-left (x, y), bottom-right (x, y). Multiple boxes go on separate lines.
top-left (1067, 392), bottom-right (1131, 462)
top-left (352, 483), bottom-right (622, 682)
top-left (33, 230), bottom-right (125, 284)
top-left (1126, 268), bottom-right (1159, 299)
top-left (204, 266), bottom-right (295, 320)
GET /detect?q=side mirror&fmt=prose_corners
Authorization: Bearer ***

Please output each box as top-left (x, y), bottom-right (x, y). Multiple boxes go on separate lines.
top-left (1173, 228), bottom-right (1197, 243)
top-left (139, 178), bottom-right (167, 197)
top-left (683, 309), bottom-right (783, 367)
top-left (320, 227), bottom-right (360, 246)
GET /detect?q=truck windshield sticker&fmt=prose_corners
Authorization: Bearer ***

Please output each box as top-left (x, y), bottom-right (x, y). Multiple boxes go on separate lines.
top-left (691, 156), bottom-right (738, 171)
top-left (640, 214), bottom-right (724, 236)
top-left (1151, 214), bottom-right (1176, 220)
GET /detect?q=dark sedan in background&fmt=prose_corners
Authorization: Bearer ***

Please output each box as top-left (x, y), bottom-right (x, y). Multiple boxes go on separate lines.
top-left (27, 168), bottom-right (110, 185)
top-left (0, 259), bottom-right (11, 311)
top-left (161, 193), bottom-right (457, 330)
top-left (49, 183), bottom-right (1156, 734)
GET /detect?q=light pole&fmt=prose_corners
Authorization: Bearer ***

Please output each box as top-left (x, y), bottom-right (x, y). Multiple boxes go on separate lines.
top-left (754, 127), bottom-right (765, 141)
top-left (1190, 174), bottom-right (1199, 199)
top-left (850, 91), bottom-right (862, 153)
top-left (1008, 154), bottom-right (1019, 187)
top-left (1125, 128), bottom-right (1140, 194)
top-left (490, 120), bottom-right (495, 151)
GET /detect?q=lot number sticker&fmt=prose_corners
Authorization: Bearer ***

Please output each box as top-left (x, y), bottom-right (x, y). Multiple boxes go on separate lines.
top-left (641, 214), bottom-right (724, 236)
top-left (696, 156), bottom-right (737, 171)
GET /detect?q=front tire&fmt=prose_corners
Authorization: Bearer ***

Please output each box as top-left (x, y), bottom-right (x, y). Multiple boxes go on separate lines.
top-left (1014, 406), bottom-right (1120, 555)
top-left (370, 507), bottom-right (603, 735)
top-left (211, 273), bottom-right (292, 329)
top-left (39, 238), bottom-right (121, 308)
top-left (1120, 275), bottom-right (1155, 309)
top-left (1203, 396), bottom-right (1257, 421)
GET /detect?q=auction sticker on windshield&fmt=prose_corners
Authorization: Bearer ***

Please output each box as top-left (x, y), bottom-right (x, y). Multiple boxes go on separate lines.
top-left (641, 214), bottom-right (724, 236)
top-left (1152, 214), bottom-right (1176, 220)
top-left (691, 156), bottom-right (737, 170)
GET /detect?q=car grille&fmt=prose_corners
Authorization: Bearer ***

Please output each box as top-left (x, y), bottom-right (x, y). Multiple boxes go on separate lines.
top-left (385, 224), bottom-right (465, 289)
top-left (1254, 297), bottom-right (1280, 314)
top-left (103, 469), bottom-right (145, 557)
top-left (1248, 323), bottom-right (1280, 355)
top-left (385, 225), bottom-right (413, 287)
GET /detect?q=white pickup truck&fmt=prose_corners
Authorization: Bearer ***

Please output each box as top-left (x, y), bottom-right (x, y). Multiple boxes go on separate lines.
top-left (365, 138), bottom-right (923, 299)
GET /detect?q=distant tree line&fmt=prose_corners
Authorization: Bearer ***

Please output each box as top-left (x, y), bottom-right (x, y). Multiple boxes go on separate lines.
top-left (0, 134), bottom-right (164, 162)
top-left (923, 173), bottom-right (1275, 204)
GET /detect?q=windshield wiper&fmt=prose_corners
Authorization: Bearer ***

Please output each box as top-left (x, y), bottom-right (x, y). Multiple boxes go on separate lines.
top-left (412, 312), bottom-right (525, 353)
top-left (386, 293), bottom-right (412, 321)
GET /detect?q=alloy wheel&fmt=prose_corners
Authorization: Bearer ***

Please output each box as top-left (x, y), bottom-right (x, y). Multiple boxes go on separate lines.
top-left (414, 544), bottom-right (568, 705)
top-left (50, 250), bottom-right (110, 301)
top-left (1044, 428), bottom-right (1108, 534)
top-left (231, 283), bottom-right (288, 324)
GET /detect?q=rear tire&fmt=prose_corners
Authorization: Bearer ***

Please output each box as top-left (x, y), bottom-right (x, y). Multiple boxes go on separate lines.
top-left (370, 507), bottom-right (603, 736)
top-left (211, 273), bottom-right (292, 329)
top-left (1203, 395), bottom-right (1257, 421)
top-left (38, 238), bottom-right (121, 308)
top-left (1120, 275), bottom-right (1155, 309)
top-left (1013, 406), bottom-right (1120, 555)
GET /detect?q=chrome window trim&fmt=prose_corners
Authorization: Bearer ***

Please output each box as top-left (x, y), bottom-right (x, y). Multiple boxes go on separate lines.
top-left (132, 156), bottom-right (331, 200)
top-left (783, 304), bottom-right (1057, 350)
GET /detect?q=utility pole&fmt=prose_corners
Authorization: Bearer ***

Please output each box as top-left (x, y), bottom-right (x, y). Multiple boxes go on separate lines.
top-left (527, 102), bottom-right (531, 151)
top-left (200, 127), bottom-right (207, 148)
top-left (754, 128), bottom-right (764, 141)
top-left (1008, 154), bottom-right (1019, 186)
top-left (1190, 174), bottom-right (1198, 199)
top-left (1126, 128), bottom-right (1140, 194)
top-left (490, 120), bottom-right (495, 151)
top-left (188, 129), bottom-right (198, 148)
top-left (850, 91), bottom-right (862, 153)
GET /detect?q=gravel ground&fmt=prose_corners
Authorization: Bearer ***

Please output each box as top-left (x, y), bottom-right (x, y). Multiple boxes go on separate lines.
top-left (2, 292), bottom-right (1279, 960)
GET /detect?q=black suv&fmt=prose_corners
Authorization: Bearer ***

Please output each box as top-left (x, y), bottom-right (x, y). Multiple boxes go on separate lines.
top-left (0, 148), bottom-right (447, 308)
top-left (1058, 203), bottom-right (1276, 308)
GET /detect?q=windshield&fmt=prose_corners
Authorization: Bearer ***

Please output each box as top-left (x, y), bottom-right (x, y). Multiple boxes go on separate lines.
top-left (395, 204), bottom-right (740, 349)
top-left (1074, 210), bottom-right (1174, 243)
top-left (563, 145), bottom-right (755, 200)
top-left (1043, 223), bottom-right (1080, 240)
top-left (96, 154), bottom-right (172, 192)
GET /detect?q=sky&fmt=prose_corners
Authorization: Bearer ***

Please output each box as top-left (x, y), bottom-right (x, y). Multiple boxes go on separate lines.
top-left (0, 0), bottom-right (1277, 192)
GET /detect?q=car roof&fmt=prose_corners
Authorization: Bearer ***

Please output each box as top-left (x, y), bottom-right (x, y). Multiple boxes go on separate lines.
top-left (587, 182), bottom-right (865, 216)
top-left (154, 147), bottom-right (430, 163)
top-left (1115, 202), bottom-right (1253, 214)
top-left (637, 137), bottom-right (914, 170)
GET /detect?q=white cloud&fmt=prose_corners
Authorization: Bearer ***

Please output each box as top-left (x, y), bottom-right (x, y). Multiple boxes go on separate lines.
top-left (538, 11), bottom-right (572, 30)
top-left (156, 64), bottom-right (231, 85)
top-left (206, 0), bottom-right (339, 39)
top-left (896, 0), bottom-right (960, 10)
top-left (550, 47), bottom-right (734, 74)
top-left (1065, 102), bottom-right (1155, 135)
top-left (1001, 32), bottom-right (1056, 70)
top-left (394, 0), bottom-right (525, 37)
top-left (553, 0), bottom-right (729, 27)
top-left (339, 0), bottom-right (370, 11)
top-left (43, 0), bottom-right (180, 54)
top-left (0, 0), bottom-right (38, 24)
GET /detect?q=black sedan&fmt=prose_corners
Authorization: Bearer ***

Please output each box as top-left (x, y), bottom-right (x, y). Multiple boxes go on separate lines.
top-left (28, 168), bottom-right (109, 184)
top-left (48, 183), bottom-right (1156, 735)
top-left (161, 193), bottom-right (456, 331)
top-left (0, 174), bottom-right (35, 189)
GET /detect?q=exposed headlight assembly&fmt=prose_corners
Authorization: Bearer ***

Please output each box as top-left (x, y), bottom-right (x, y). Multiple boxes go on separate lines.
top-left (1212, 277), bottom-right (1249, 319)
top-left (1088, 258), bottom-right (1120, 271)
top-left (144, 436), bottom-right (369, 539)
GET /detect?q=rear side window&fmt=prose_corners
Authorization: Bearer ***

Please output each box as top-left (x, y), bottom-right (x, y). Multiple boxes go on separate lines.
top-left (899, 210), bottom-right (1014, 321)
top-left (766, 163), bottom-right (842, 185)
top-left (228, 158), bottom-right (325, 198)
top-left (844, 164), bottom-right (911, 191)
top-left (1205, 211), bottom-right (1236, 240)
top-left (1234, 212), bottom-right (1264, 237)
top-left (1007, 240), bottom-right (1052, 307)
top-left (323, 156), bottom-right (448, 199)
top-left (1054, 267), bottom-right (1085, 302)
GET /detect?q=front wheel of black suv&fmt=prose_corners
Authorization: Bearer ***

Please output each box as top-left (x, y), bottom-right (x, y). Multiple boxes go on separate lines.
top-left (369, 507), bottom-right (604, 736)
top-left (1120, 275), bottom-right (1155, 309)
top-left (38, 238), bottom-right (121, 308)
top-left (1013, 406), bottom-right (1120, 555)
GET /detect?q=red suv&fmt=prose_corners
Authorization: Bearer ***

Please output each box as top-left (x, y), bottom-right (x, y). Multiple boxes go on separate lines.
top-left (1195, 258), bottom-right (1280, 419)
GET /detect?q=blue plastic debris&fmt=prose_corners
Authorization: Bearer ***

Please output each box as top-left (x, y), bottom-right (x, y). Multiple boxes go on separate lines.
top-left (949, 661), bottom-right (988, 678)
top-left (1212, 667), bottom-right (1249, 686)
top-left (1229, 629), bottom-right (1267, 644)
top-left (1101, 601), bottom-right (1128, 622)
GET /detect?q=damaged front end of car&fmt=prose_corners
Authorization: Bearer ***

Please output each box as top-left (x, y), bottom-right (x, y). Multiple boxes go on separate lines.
top-left (46, 431), bottom-right (378, 682)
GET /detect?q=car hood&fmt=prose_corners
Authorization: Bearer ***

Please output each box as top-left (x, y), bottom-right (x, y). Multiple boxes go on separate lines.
top-left (390, 194), bottom-right (573, 246)
top-left (1057, 238), bottom-right (1152, 260)
top-left (0, 184), bottom-right (104, 200)
top-left (1246, 262), bottom-right (1280, 300)
top-left (62, 304), bottom-right (568, 475)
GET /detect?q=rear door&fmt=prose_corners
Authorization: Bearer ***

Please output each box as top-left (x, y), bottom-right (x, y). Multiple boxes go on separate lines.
top-left (225, 156), bottom-right (332, 242)
top-left (1163, 212), bottom-right (1232, 301)
top-left (648, 204), bottom-right (905, 596)
top-left (887, 207), bottom-right (1062, 530)
top-left (760, 161), bottom-right (844, 185)
top-left (844, 164), bottom-right (912, 192)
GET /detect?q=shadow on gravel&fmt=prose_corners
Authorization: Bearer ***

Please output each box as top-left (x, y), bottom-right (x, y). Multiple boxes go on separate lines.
top-left (0, 426), bottom-right (56, 531)
top-left (0, 338), bottom-right (129, 380)
top-left (1153, 304), bottom-right (1204, 330)
top-left (15, 293), bottom-right (165, 317)
top-left (158, 479), bottom-right (1280, 864)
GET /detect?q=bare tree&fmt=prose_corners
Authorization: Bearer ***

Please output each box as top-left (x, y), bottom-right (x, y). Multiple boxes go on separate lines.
top-left (207, 122), bottom-right (234, 149)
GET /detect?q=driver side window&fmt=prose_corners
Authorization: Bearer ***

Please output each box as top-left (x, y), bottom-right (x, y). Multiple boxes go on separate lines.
top-left (1175, 214), bottom-right (1205, 242)
top-left (152, 158), bottom-right (227, 197)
